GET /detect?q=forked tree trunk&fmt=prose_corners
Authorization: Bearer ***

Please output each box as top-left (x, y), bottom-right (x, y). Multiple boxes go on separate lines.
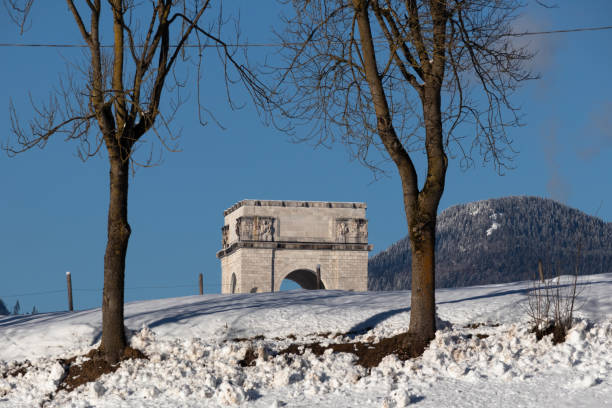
top-left (406, 86), bottom-right (446, 349)
top-left (101, 153), bottom-right (131, 364)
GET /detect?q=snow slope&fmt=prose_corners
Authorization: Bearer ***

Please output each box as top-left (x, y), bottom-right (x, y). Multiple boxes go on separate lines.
top-left (1, 274), bottom-right (611, 407)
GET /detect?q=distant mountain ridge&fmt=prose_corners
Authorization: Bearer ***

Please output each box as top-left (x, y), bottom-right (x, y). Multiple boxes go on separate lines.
top-left (368, 196), bottom-right (612, 291)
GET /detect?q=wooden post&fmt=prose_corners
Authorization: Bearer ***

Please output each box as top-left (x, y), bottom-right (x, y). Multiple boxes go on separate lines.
top-left (66, 271), bottom-right (73, 312)
top-left (538, 259), bottom-right (544, 283)
top-left (199, 273), bottom-right (203, 295)
top-left (316, 264), bottom-right (321, 290)
top-left (270, 248), bottom-right (276, 293)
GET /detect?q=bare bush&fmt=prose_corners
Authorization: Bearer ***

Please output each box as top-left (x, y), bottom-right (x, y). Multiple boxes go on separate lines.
top-left (526, 246), bottom-right (583, 344)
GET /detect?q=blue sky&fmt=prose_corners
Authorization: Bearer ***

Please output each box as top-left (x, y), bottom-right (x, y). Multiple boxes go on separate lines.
top-left (1, 1), bottom-right (611, 313)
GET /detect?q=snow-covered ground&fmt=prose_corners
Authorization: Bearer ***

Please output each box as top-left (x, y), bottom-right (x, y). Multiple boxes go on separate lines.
top-left (1, 273), bottom-right (611, 407)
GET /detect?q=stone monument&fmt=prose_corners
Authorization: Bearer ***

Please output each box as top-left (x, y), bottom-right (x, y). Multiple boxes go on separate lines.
top-left (216, 200), bottom-right (372, 293)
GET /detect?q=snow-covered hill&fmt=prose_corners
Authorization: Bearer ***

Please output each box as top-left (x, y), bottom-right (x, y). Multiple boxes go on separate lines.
top-left (1, 274), bottom-right (612, 407)
top-left (369, 196), bottom-right (612, 291)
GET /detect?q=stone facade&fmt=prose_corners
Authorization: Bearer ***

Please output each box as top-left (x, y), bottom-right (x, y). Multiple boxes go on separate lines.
top-left (216, 200), bottom-right (372, 293)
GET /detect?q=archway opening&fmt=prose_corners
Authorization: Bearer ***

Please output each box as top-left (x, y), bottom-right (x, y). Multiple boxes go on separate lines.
top-left (279, 269), bottom-right (325, 291)
top-left (279, 279), bottom-right (301, 291)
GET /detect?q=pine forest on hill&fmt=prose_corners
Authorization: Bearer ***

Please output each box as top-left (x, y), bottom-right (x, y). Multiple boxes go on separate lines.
top-left (368, 196), bottom-right (612, 291)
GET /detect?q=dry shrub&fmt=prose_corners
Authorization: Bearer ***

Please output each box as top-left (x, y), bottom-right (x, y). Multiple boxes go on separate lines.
top-left (526, 245), bottom-right (584, 344)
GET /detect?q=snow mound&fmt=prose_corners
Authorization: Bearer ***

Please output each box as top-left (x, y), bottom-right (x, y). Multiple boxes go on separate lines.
top-left (1, 273), bottom-right (611, 407)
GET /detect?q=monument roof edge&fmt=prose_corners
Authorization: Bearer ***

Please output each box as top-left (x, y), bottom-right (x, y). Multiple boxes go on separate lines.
top-left (223, 199), bottom-right (367, 216)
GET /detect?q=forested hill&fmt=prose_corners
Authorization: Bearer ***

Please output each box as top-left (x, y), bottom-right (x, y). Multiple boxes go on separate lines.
top-left (368, 196), bottom-right (612, 291)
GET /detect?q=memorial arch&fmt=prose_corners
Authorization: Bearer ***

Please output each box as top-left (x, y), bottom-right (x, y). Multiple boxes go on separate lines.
top-left (216, 200), bottom-right (371, 293)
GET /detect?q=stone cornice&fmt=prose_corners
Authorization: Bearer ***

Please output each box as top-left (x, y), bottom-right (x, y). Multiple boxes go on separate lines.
top-left (216, 240), bottom-right (373, 259)
top-left (223, 199), bottom-right (367, 217)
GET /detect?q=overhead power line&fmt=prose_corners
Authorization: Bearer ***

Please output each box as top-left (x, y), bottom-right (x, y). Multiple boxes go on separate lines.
top-left (0, 42), bottom-right (274, 48)
top-left (0, 289), bottom-right (65, 298)
top-left (0, 282), bottom-right (222, 298)
top-left (0, 25), bottom-right (611, 49)
top-left (503, 25), bottom-right (612, 36)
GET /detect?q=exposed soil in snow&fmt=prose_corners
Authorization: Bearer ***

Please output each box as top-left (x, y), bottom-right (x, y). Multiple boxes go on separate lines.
top-left (277, 331), bottom-right (427, 369)
top-left (0, 361), bottom-right (31, 379)
top-left (1, 273), bottom-right (611, 407)
top-left (57, 346), bottom-right (147, 393)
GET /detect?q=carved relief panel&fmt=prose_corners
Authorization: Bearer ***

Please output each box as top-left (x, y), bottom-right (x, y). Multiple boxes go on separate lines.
top-left (257, 217), bottom-right (275, 241)
top-left (221, 225), bottom-right (229, 249)
top-left (335, 218), bottom-right (368, 243)
top-left (235, 216), bottom-right (275, 242)
top-left (356, 218), bottom-right (368, 242)
top-left (235, 217), bottom-right (253, 241)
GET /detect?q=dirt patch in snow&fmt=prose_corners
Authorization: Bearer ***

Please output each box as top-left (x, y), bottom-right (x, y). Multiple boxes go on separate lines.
top-left (57, 346), bottom-right (147, 393)
top-left (532, 323), bottom-right (567, 344)
top-left (238, 347), bottom-right (260, 367)
top-left (229, 334), bottom-right (265, 342)
top-left (1, 360), bottom-right (32, 379)
top-left (231, 331), bottom-right (344, 343)
top-left (464, 322), bottom-right (500, 329)
top-left (268, 331), bottom-right (429, 369)
top-left (231, 327), bottom-right (432, 369)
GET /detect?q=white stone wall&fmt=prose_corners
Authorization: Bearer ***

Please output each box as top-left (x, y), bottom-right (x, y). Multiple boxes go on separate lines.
top-left (220, 248), bottom-right (368, 293)
top-left (220, 249), bottom-right (241, 293)
top-left (272, 249), bottom-right (368, 292)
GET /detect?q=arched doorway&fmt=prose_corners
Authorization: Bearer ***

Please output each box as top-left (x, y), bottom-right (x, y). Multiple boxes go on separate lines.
top-left (279, 269), bottom-right (325, 291)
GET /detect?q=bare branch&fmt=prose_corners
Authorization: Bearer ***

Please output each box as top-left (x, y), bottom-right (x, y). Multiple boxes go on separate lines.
top-left (535, 0), bottom-right (559, 9)
top-left (370, 0), bottom-right (422, 92)
top-left (405, 0), bottom-right (431, 74)
top-left (66, 0), bottom-right (92, 45)
top-left (3, 0), bottom-right (34, 34)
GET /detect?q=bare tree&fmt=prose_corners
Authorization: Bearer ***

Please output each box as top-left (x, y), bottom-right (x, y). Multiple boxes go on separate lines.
top-left (4, 0), bottom-right (268, 363)
top-left (275, 0), bottom-right (535, 351)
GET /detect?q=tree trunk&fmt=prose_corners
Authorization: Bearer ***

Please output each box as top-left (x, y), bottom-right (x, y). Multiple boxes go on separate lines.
top-left (101, 153), bottom-right (131, 364)
top-left (407, 214), bottom-right (437, 348)
top-left (406, 85), bottom-right (447, 349)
